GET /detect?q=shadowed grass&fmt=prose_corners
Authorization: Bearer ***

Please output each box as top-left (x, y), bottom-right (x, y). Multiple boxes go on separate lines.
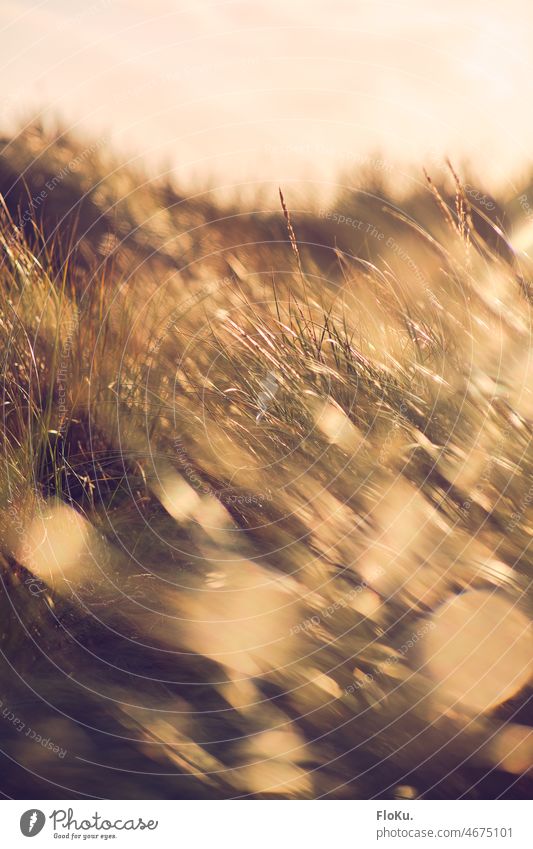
top-left (0, 126), bottom-right (531, 799)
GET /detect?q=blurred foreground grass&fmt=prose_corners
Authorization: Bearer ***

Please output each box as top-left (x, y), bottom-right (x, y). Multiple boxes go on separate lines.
top-left (0, 124), bottom-right (531, 799)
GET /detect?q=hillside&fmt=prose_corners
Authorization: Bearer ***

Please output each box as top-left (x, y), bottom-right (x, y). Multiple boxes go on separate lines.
top-left (0, 124), bottom-right (531, 799)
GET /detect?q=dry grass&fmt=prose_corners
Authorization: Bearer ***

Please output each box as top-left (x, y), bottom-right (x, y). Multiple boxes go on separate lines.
top-left (0, 124), bottom-right (531, 799)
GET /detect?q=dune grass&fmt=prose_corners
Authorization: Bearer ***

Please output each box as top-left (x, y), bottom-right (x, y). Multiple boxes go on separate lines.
top-left (0, 125), bottom-right (531, 799)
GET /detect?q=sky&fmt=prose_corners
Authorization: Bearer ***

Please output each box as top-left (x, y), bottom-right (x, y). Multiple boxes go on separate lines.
top-left (1, 0), bottom-right (532, 198)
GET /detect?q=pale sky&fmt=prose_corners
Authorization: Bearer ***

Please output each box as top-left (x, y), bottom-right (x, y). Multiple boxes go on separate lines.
top-left (1, 0), bottom-right (532, 198)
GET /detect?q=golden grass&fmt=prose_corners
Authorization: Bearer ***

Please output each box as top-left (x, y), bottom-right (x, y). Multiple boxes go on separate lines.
top-left (0, 125), bottom-right (531, 799)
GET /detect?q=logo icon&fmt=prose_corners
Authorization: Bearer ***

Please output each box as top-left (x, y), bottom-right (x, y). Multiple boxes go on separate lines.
top-left (20, 810), bottom-right (46, 837)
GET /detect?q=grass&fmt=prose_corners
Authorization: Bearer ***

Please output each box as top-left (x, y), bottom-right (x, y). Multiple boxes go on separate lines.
top-left (0, 123), bottom-right (531, 799)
